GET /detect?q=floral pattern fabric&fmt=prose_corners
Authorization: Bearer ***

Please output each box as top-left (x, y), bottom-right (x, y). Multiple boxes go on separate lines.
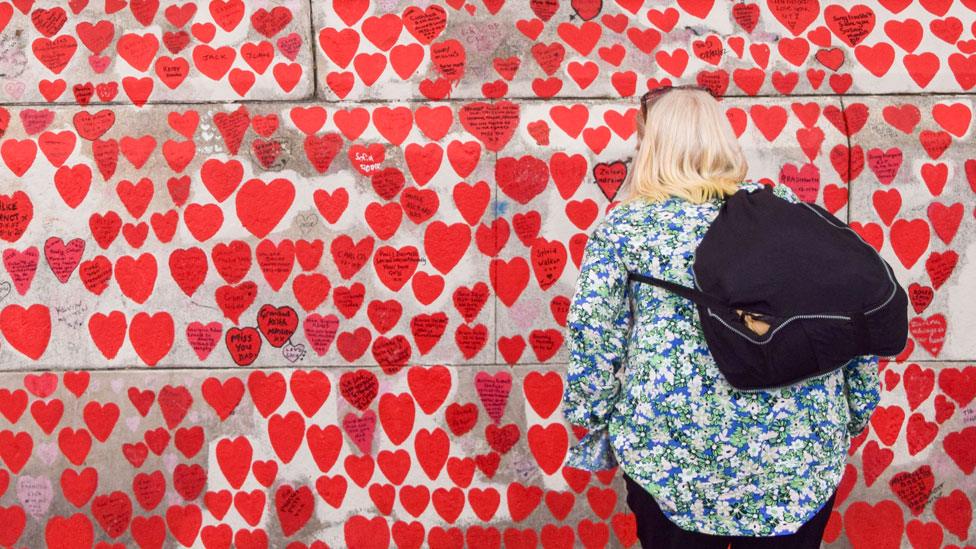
top-left (562, 181), bottom-right (881, 536)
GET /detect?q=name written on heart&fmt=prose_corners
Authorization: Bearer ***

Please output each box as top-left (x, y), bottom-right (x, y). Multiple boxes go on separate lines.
top-left (963, 407), bottom-right (976, 426)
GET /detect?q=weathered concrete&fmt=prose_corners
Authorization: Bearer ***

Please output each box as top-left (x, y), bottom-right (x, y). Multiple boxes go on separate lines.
top-left (0, 0), bottom-right (314, 104)
top-left (0, 2), bottom-right (973, 548)
top-left (847, 95), bottom-right (975, 362)
top-left (313, 0), bottom-right (976, 100)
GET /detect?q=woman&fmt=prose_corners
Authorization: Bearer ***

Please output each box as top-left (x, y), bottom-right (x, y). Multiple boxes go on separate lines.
top-left (562, 86), bottom-right (881, 548)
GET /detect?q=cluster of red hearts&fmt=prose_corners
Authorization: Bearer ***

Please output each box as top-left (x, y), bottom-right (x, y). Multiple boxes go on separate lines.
top-left (3, 0), bottom-right (309, 104)
top-left (0, 367), bottom-right (643, 548)
top-left (0, 1), bottom-right (973, 549)
top-left (836, 358), bottom-right (976, 549)
top-left (3, 0), bottom-right (976, 103)
top-left (316, 0), bottom-right (976, 99)
top-left (0, 101), bottom-right (533, 368)
top-left (0, 364), bottom-right (970, 548)
top-left (489, 95), bottom-right (975, 367)
top-left (0, 96), bottom-right (969, 371)
top-left (1, 97), bottom-right (972, 549)
top-left (836, 97), bottom-right (972, 361)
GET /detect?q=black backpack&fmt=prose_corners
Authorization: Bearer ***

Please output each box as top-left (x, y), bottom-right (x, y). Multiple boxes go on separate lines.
top-left (627, 184), bottom-right (909, 391)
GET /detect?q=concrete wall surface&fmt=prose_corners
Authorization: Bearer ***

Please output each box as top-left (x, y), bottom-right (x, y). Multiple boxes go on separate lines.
top-left (0, 1), bottom-right (973, 547)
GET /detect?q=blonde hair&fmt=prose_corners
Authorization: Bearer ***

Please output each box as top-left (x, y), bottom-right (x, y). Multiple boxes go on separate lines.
top-left (619, 88), bottom-right (748, 205)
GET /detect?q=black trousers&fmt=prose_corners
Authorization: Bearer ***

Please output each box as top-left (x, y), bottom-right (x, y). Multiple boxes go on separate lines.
top-left (622, 473), bottom-right (836, 549)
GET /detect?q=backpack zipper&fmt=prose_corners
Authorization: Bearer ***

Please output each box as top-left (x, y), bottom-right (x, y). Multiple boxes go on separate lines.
top-left (686, 199), bottom-right (900, 344)
top-left (705, 309), bottom-right (851, 345)
top-left (691, 262), bottom-right (856, 345)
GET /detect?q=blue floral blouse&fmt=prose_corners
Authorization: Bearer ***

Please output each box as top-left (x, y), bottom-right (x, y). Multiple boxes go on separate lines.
top-left (562, 181), bottom-right (881, 536)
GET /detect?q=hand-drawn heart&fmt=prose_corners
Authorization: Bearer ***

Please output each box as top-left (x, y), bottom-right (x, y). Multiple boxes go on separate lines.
top-left (378, 392), bottom-right (415, 445)
top-left (474, 371), bottom-right (512, 424)
top-left (368, 486), bottom-right (399, 521)
top-left (414, 428), bottom-right (449, 480)
top-left (523, 371), bottom-right (563, 419)
top-left (225, 326), bottom-right (261, 366)
top-left (889, 218), bottom-right (930, 269)
top-left (872, 188), bottom-right (901, 226)
top-left (1, 304), bottom-right (50, 360)
top-left (824, 5), bottom-right (876, 47)
top-left (932, 488), bottom-right (973, 541)
top-left (591, 161), bottom-right (626, 201)
top-left (201, 377), bottom-right (244, 422)
top-left (39, 237), bottom-right (83, 284)
top-left (281, 341), bottom-right (306, 363)
top-left (128, 312), bottom-right (174, 366)
top-left (926, 202), bottom-right (963, 246)
top-left (925, 250), bottom-right (957, 290)
top-left (496, 155), bottom-right (549, 205)
top-left (236, 178), bottom-right (295, 239)
top-left (938, 366), bottom-right (976, 409)
top-left (342, 409), bottom-right (376, 455)
top-left (306, 426), bottom-right (343, 480)
top-left (199, 159), bottom-right (243, 202)
top-left (444, 402), bottom-right (478, 437)
top-left (44, 513), bottom-right (96, 549)
top-left (861, 440), bottom-right (894, 486)
top-left (215, 436), bottom-right (252, 490)
top-left (517, 216), bottom-right (547, 254)
top-left (344, 515), bottom-right (390, 549)
top-left (88, 311), bottom-right (126, 360)
top-left (905, 412), bottom-right (938, 456)
top-left (527, 423), bottom-right (568, 475)
top-left (903, 363), bottom-right (935, 410)
top-left (530, 238), bottom-right (568, 291)
top-left (843, 500), bottom-right (906, 549)
top-left (909, 313), bottom-right (946, 358)
top-left (459, 101), bottom-right (519, 152)
top-left (889, 464), bottom-right (935, 516)
top-left (869, 405), bottom-right (905, 447)
top-left (485, 423), bottom-right (520, 455)
top-left (115, 254), bottom-right (157, 305)
top-left (401, 366), bottom-right (450, 416)
top-left (256, 305), bottom-right (298, 348)
top-left (0, 191), bottom-right (33, 243)
top-left (255, 239), bottom-right (295, 292)
top-left (3, 247), bottom-right (39, 295)
top-left (274, 484), bottom-right (314, 537)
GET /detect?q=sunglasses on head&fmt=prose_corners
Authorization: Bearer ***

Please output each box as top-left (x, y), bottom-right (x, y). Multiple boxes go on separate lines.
top-left (640, 84), bottom-right (716, 116)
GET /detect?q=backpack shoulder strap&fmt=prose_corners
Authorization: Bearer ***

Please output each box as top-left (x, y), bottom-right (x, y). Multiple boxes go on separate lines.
top-left (627, 271), bottom-right (730, 312)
